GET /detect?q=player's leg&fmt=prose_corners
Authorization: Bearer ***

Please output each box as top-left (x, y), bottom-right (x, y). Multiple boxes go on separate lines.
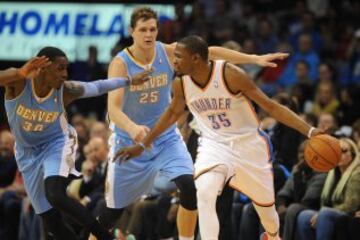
top-left (253, 203), bottom-right (280, 240)
top-left (231, 171), bottom-right (281, 240)
top-left (44, 176), bottom-right (113, 240)
top-left (194, 165), bottom-right (228, 240)
top-left (158, 138), bottom-right (197, 240)
top-left (173, 174), bottom-right (197, 240)
top-left (17, 147), bottom-right (82, 240)
top-left (98, 141), bottom-right (158, 232)
top-left (42, 135), bottom-right (113, 240)
top-left (229, 132), bottom-right (281, 240)
top-left (40, 208), bottom-right (79, 240)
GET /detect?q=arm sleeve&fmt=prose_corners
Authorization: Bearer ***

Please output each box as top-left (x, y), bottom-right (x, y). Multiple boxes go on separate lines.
top-left (78, 77), bottom-right (129, 99)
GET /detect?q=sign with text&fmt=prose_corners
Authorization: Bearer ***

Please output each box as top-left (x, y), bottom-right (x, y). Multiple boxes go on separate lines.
top-left (0, 2), bottom-right (175, 62)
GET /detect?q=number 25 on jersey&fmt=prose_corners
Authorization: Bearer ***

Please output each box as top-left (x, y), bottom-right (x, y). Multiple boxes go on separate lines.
top-left (139, 91), bottom-right (159, 104)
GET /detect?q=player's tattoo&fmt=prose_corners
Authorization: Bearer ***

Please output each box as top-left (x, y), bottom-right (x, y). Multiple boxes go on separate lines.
top-left (64, 81), bottom-right (85, 98)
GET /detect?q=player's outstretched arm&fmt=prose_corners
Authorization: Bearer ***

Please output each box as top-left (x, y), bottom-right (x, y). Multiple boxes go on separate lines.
top-left (224, 63), bottom-right (323, 138)
top-left (63, 68), bottom-right (152, 105)
top-left (115, 78), bottom-right (186, 162)
top-left (208, 47), bottom-right (289, 67)
top-left (0, 56), bottom-right (50, 86)
top-left (163, 42), bottom-right (288, 68)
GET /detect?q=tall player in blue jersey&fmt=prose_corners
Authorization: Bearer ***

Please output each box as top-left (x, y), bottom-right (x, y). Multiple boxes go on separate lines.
top-left (97, 7), bottom-right (289, 240)
top-left (0, 47), bottom-right (151, 240)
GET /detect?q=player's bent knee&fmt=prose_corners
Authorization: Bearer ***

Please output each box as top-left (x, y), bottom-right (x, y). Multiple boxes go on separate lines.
top-left (173, 174), bottom-right (197, 210)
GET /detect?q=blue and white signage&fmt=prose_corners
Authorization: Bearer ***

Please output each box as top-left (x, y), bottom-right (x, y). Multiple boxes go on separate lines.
top-left (0, 2), bottom-right (175, 62)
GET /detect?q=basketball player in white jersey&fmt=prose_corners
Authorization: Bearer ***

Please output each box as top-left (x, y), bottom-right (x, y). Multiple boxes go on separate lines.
top-left (115, 35), bottom-right (323, 240)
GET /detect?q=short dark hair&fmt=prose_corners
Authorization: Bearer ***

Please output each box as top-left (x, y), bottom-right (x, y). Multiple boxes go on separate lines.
top-left (37, 46), bottom-right (66, 61)
top-left (178, 35), bottom-right (209, 61)
top-left (130, 7), bottom-right (158, 28)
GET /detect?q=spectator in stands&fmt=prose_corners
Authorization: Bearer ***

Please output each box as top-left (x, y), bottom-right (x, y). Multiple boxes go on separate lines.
top-left (310, 81), bottom-right (339, 117)
top-left (89, 121), bottom-right (109, 142)
top-left (297, 137), bottom-right (360, 240)
top-left (0, 130), bottom-right (25, 240)
top-left (255, 18), bottom-right (279, 54)
top-left (290, 60), bottom-right (314, 113)
top-left (316, 113), bottom-right (338, 135)
top-left (279, 33), bottom-right (320, 88)
top-left (268, 93), bottom-right (304, 170)
top-left (288, 11), bottom-right (323, 53)
top-left (338, 87), bottom-right (360, 126)
top-left (277, 141), bottom-right (327, 240)
top-left (317, 62), bottom-right (337, 84)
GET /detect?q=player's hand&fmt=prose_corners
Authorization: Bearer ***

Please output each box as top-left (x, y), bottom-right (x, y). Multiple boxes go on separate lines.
top-left (129, 124), bottom-right (150, 143)
top-left (309, 128), bottom-right (325, 138)
top-left (114, 144), bottom-right (145, 163)
top-left (254, 53), bottom-right (289, 68)
top-left (310, 213), bottom-right (318, 228)
top-left (18, 56), bottom-right (51, 79)
top-left (130, 68), bottom-right (154, 85)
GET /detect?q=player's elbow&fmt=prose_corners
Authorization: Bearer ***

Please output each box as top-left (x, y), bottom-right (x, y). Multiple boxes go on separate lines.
top-left (208, 46), bottom-right (219, 60)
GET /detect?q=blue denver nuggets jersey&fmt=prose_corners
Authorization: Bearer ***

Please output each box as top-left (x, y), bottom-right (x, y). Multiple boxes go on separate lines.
top-left (5, 80), bottom-right (70, 147)
top-left (114, 41), bottom-right (176, 140)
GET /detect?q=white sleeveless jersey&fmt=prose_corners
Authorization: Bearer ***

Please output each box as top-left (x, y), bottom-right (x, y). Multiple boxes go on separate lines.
top-left (182, 60), bottom-right (260, 142)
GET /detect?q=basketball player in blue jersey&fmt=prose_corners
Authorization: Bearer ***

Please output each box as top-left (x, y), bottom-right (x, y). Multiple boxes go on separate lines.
top-left (97, 7), bottom-right (289, 240)
top-left (116, 35), bottom-right (323, 240)
top-left (0, 47), bottom-right (152, 240)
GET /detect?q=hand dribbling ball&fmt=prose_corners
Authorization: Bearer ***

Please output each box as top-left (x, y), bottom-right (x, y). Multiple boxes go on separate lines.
top-left (304, 134), bottom-right (341, 172)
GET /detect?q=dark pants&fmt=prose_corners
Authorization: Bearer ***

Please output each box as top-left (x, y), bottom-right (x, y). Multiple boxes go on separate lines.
top-left (335, 214), bottom-right (360, 240)
top-left (0, 191), bottom-right (22, 240)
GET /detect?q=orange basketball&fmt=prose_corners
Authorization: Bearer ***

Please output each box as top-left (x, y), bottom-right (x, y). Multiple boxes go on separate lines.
top-left (304, 134), bottom-right (341, 172)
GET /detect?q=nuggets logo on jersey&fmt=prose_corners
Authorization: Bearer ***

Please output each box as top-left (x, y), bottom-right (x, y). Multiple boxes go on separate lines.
top-left (129, 73), bottom-right (168, 92)
top-left (16, 104), bottom-right (59, 131)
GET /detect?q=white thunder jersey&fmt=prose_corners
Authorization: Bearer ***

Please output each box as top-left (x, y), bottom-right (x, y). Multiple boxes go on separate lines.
top-left (182, 60), bottom-right (259, 141)
top-left (183, 60), bottom-right (275, 205)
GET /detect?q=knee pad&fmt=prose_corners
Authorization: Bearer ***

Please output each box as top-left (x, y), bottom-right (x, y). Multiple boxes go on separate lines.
top-left (44, 176), bottom-right (68, 207)
top-left (173, 174), bottom-right (197, 210)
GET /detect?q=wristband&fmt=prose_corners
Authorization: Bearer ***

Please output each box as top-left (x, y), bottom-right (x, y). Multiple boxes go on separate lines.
top-left (307, 127), bottom-right (316, 138)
